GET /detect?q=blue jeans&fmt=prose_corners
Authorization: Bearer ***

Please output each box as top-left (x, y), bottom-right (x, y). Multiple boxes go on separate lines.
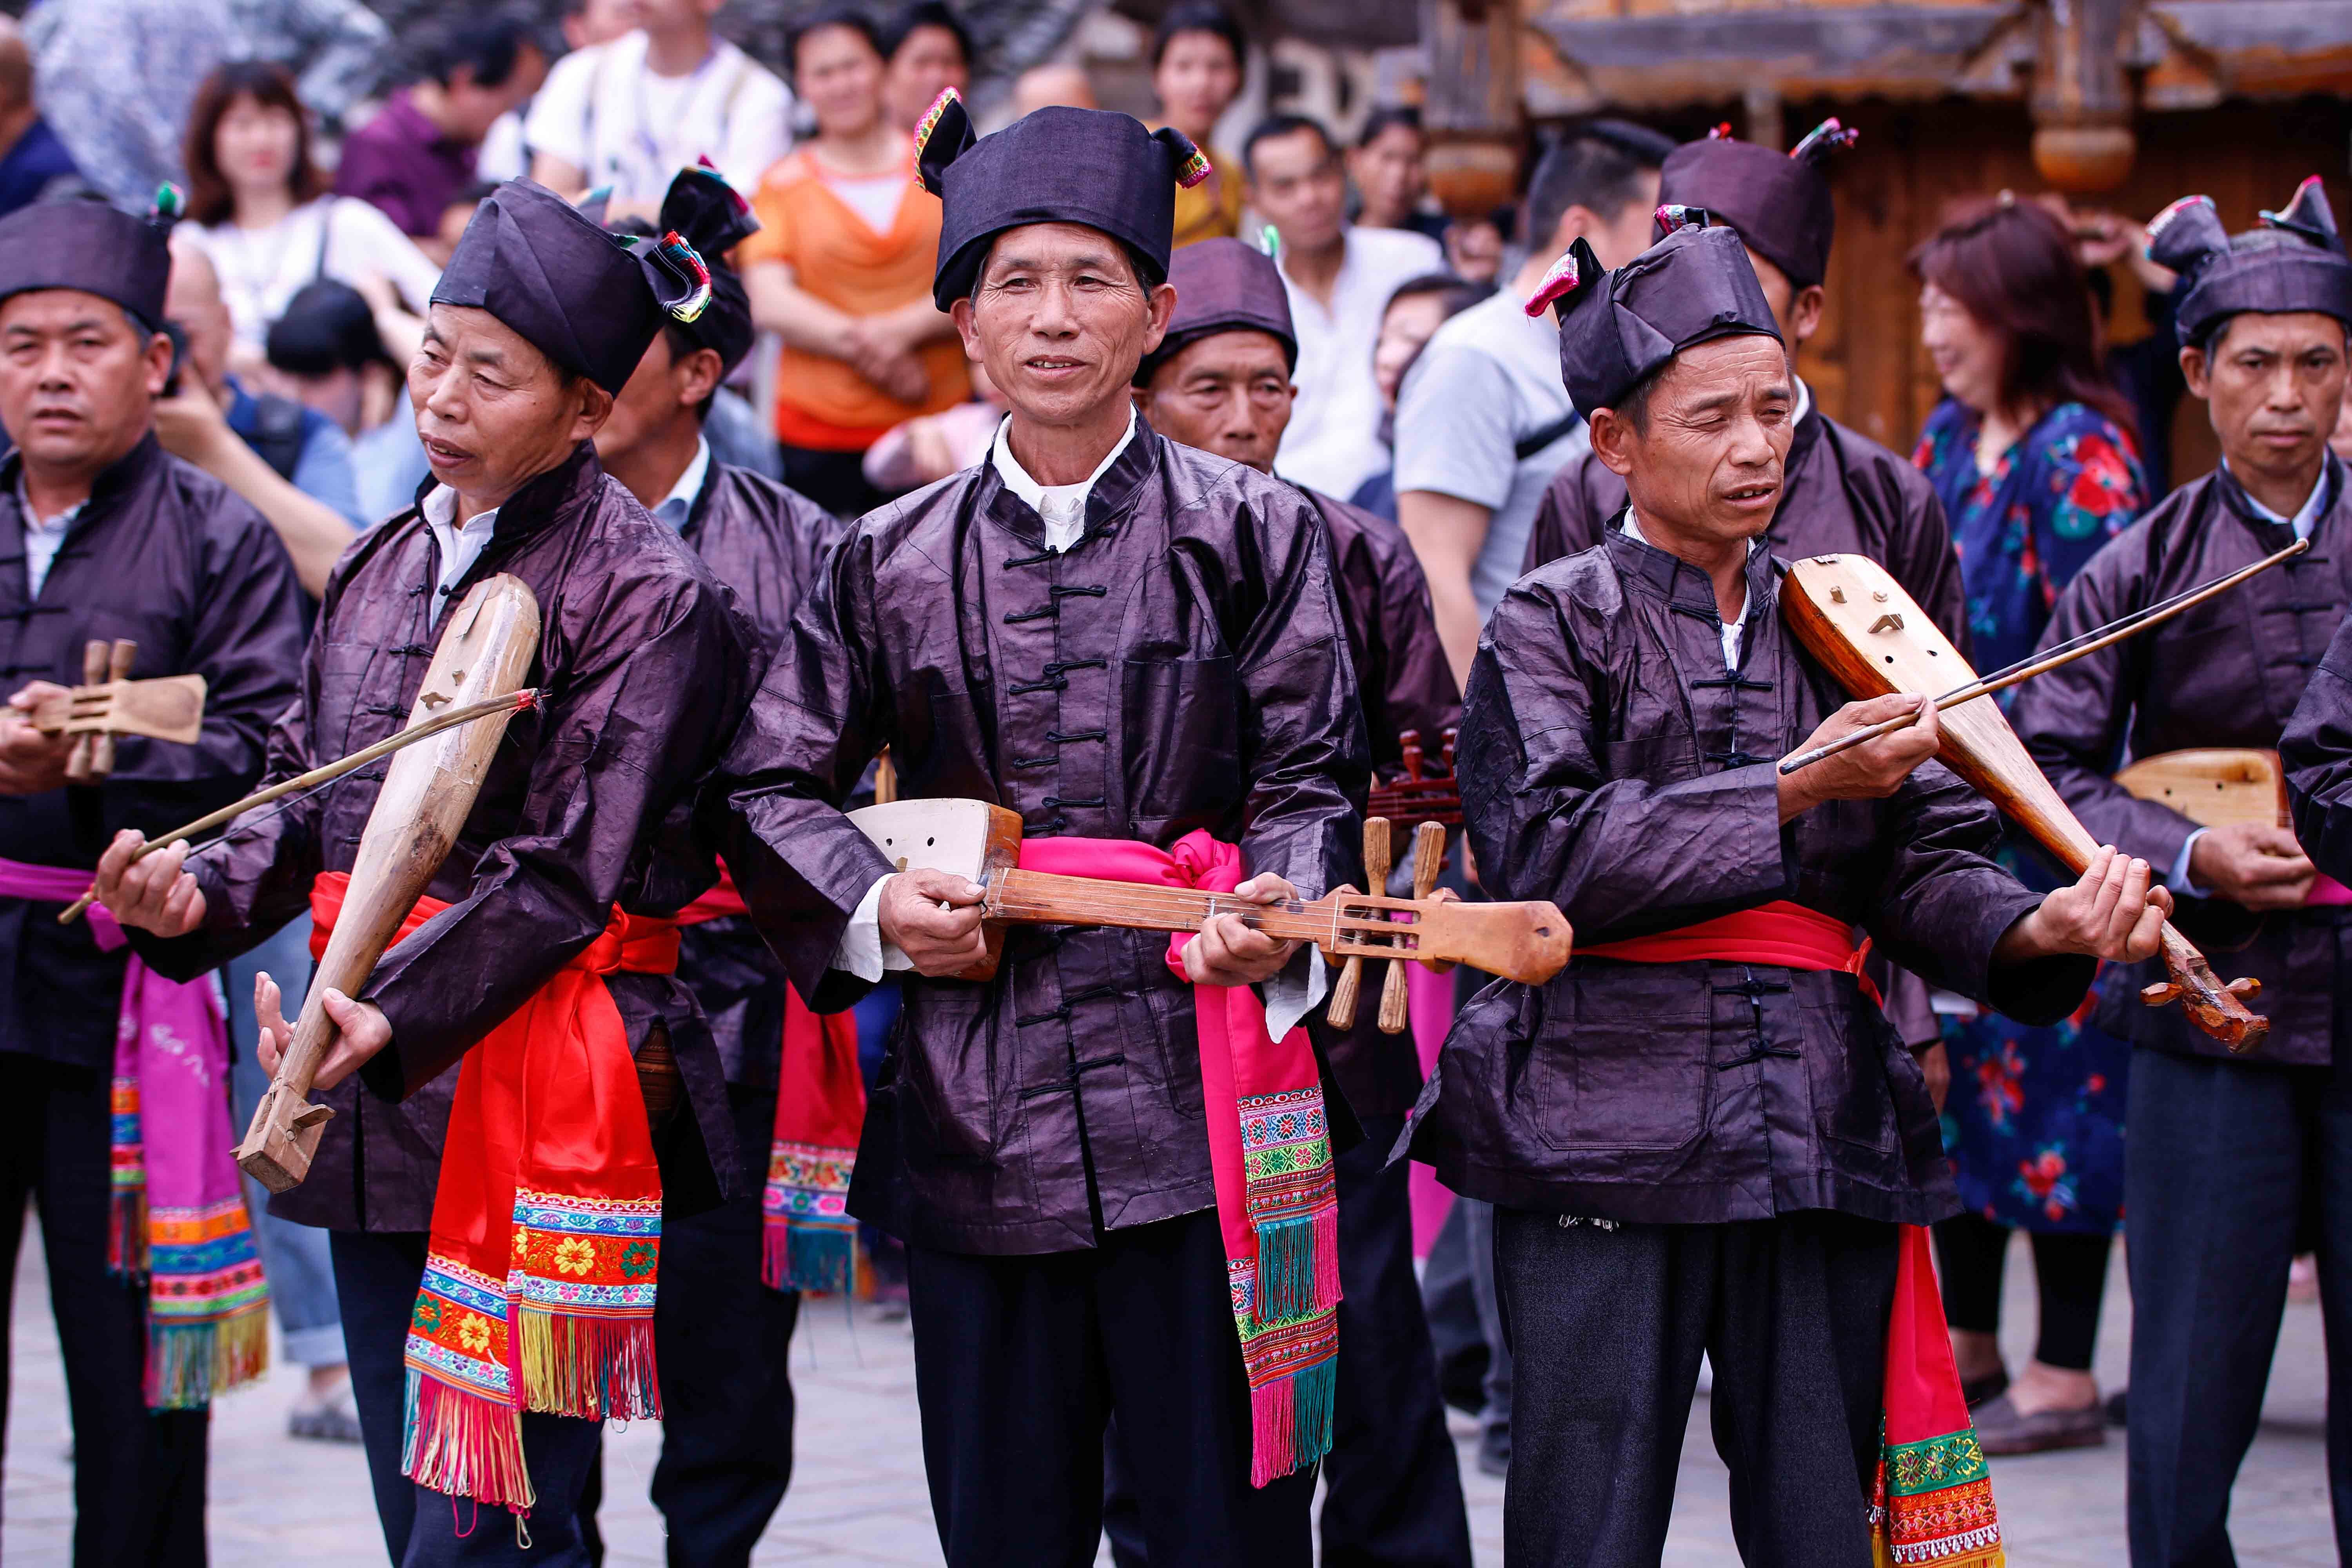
top-left (225, 914), bottom-right (345, 1368)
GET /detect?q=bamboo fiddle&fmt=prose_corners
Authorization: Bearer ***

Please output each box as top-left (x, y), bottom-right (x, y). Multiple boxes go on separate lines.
top-left (1781, 554), bottom-right (2268, 1053)
top-left (235, 575), bottom-right (542, 1191)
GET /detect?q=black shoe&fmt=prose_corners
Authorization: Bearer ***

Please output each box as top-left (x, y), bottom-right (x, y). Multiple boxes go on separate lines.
top-left (1960, 1366), bottom-right (2009, 1409)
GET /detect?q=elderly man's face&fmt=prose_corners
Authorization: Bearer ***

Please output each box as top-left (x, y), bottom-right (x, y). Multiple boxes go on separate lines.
top-left (1137, 329), bottom-right (1294, 473)
top-left (408, 303), bottom-right (610, 506)
top-left (0, 289), bottom-right (170, 480)
top-left (1591, 334), bottom-right (1794, 551)
top-left (952, 224), bottom-right (1175, 430)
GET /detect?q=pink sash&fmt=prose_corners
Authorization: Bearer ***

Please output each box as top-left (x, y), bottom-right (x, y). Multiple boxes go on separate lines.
top-left (0, 857), bottom-right (267, 1407)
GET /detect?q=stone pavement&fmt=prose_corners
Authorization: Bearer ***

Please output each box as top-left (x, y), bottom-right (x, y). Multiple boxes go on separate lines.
top-left (2, 1221), bottom-right (2336, 1565)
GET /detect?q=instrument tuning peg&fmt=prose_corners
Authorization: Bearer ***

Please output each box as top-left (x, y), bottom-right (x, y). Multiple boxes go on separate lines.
top-left (1381, 820), bottom-right (1448, 1033)
top-left (1328, 817), bottom-right (1391, 1031)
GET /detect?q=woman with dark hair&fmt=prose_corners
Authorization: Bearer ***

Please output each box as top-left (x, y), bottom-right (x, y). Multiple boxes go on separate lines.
top-left (1348, 106), bottom-right (1447, 243)
top-left (742, 6), bottom-right (962, 514)
top-left (1152, 2), bottom-right (1246, 248)
top-left (882, 0), bottom-right (972, 133)
top-left (178, 61), bottom-right (440, 360)
top-left (1909, 191), bottom-right (2151, 1455)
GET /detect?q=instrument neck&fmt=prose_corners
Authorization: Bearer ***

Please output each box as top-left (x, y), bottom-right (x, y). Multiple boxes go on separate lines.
top-left (985, 866), bottom-right (1332, 946)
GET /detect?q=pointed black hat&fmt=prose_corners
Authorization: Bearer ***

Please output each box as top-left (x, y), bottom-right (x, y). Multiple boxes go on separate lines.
top-left (1656, 119), bottom-right (1857, 290)
top-left (916, 88), bottom-right (1211, 310)
top-left (1136, 236), bottom-right (1296, 385)
top-left (604, 163), bottom-right (762, 379)
top-left (2148, 176), bottom-right (2352, 348)
top-left (0, 185), bottom-right (181, 330)
top-left (1531, 209), bottom-right (1783, 416)
top-left (434, 178), bottom-right (715, 394)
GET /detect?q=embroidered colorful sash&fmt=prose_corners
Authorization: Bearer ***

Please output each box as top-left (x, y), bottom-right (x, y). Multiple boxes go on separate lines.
top-left (1017, 832), bottom-right (1340, 1488)
top-left (1871, 1225), bottom-right (2005, 1565)
top-left (5, 857), bottom-right (268, 1409)
top-left (309, 872), bottom-right (677, 1514)
top-left (674, 864), bottom-right (866, 1292)
top-left (1577, 899), bottom-right (2002, 1564)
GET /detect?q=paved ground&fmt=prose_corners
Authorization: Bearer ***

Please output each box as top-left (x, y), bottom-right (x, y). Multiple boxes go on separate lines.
top-left (2, 1220), bottom-right (2336, 1565)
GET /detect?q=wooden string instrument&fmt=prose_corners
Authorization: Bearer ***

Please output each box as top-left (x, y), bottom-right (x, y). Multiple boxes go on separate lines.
top-left (1781, 554), bottom-right (2268, 1053)
top-left (14, 638), bottom-right (207, 782)
top-left (1366, 728), bottom-right (1462, 833)
top-left (849, 798), bottom-right (1572, 1002)
top-left (2114, 749), bottom-right (2289, 830)
top-left (236, 576), bottom-right (541, 1192)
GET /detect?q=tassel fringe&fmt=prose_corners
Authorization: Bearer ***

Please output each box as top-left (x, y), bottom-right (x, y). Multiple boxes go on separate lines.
top-left (1248, 1355), bottom-right (1336, 1488)
top-left (108, 1184), bottom-right (149, 1280)
top-left (1251, 1208), bottom-right (1341, 1324)
top-left (146, 1307), bottom-right (271, 1409)
top-left (404, 1367), bottom-right (534, 1512)
top-left (766, 1219), bottom-right (857, 1294)
top-left (514, 1309), bottom-right (661, 1421)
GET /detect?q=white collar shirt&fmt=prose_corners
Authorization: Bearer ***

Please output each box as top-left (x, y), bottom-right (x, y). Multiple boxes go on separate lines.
top-left (989, 409), bottom-right (1137, 553)
top-left (1272, 225), bottom-right (1445, 499)
top-left (419, 485), bottom-right (502, 624)
top-left (1623, 512), bottom-right (1755, 670)
top-left (2222, 455), bottom-right (2337, 540)
top-left (653, 438), bottom-right (713, 533)
top-left (14, 479), bottom-right (83, 599)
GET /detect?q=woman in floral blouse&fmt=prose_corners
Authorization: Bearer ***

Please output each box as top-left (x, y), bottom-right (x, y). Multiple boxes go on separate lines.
top-left (1910, 194), bottom-right (2151, 1455)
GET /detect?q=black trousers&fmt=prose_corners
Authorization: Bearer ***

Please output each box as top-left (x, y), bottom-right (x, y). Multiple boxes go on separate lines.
top-left (2125, 1046), bottom-right (2352, 1568)
top-left (0, 1054), bottom-right (209, 1568)
top-left (1495, 1206), bottom-right (1899, 1568)
top-left (1102, 1116), bottom-right (1473, 1568)
top-left (1933, 1210), bottom-right (2113, 1371)
top-left (907, 1207), bottom-right (1316, 1568)
top-left (582, 1084), bottom-right (800, 1566)
top-left (332, 1228), bottom-right (604, 1567)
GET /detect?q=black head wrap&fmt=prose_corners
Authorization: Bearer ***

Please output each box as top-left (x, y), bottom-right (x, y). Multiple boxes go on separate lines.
top-left (2149, 176), bottom-right (2352, 349)
top-left (0, 185), bottom-right (182, 331)
top-left (433, 178), bottom-right (715, 394)
top-left (1135, 236), bottom-right (1296, 386)
top-left (1528, 209), bottom-right (1783, 416)
top-left (603, 164), bottom-right (762, 379)
top-left (1655, 119), bottom-right (1856, 290)
top-left (916, 87), bottom-right (1211, 310)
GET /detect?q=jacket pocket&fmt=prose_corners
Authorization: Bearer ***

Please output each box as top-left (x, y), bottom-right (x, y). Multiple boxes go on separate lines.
top-left (1800, 995), bottom-right (1901, 1154)
top-left (1120, 655), bottom-right (1240, 820)
top-left (1530, 976), bottom-right (1711, 1152)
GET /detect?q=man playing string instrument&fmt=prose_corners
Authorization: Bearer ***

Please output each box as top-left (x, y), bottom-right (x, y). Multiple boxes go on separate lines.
top-left (1401, 215), bottom-right (2170, 1567)
top-left (93, 178), bottom-right (762, 1568)
top-left (718, 93), bottom-right (1364, 1566)
top-left (2015, 178), bottom-right (2352, 1567)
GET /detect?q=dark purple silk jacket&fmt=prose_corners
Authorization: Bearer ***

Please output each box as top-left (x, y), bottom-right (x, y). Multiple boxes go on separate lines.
top-left (670, 462), bottom-right (840, 1089)
top-left (1305, 486), bottom-right (1461, 1117)
top-left (132, 444), bottom-right (762, 1230)
top-left (720, 426), bottom-right (1368, 1256)
top-left (0, 435), bottom-right (308, 1072)
top-left (2014, 458), bottom-right (2352, 1067)
top-left (1405, 531), bottom-right (2090, 1225)
top-left (1520, 403), bottom-right (1970, 648)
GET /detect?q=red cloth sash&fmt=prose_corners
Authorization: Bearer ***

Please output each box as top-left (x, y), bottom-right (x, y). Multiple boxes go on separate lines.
top-left (309, 872), bottom-right (678, 1515)
top-left (675, 861), bottom-right (867, 1292)
top-left (1582, 900), bottom-right (1882, 1006)
top-left (1017, 831), bottom-right (1339, 1488)
top-left (1579, 901), bottom-right (2002, 1565)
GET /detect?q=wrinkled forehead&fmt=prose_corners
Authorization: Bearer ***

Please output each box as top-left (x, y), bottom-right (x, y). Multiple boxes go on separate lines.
top-left (420, 301), bottom-right (562, 382)
top-left (978, 222), bottom-right (1142, 287)
top-left (2207, 307), bottom-right (2352, 354)
top-left (0, 287), bottom-right (147, 339)
top-left (1655, 332), bottom-right (1793, 403)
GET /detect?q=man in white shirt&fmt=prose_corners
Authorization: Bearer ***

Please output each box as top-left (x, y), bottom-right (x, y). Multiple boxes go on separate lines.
top-left (1394, 120), bottom-right (1673, 686)
top-left (1247, 114), bottom-right (1443, 500)
top-left (526, 0), bottom-right (791, 222)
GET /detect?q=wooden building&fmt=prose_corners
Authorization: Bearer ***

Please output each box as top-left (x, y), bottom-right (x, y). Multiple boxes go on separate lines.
top-left (1416, 0), bottom-right (2352, 469)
